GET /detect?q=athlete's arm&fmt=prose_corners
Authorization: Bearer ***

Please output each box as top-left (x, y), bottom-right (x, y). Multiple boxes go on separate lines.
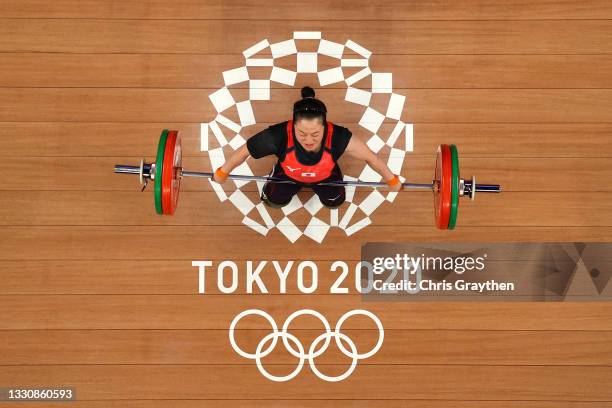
top-left (213, 126), bottom-right (281, 184)
top-left (212, 144), bottom-right (251, 184)
top-left (344, 136), bottom-right (403, 192)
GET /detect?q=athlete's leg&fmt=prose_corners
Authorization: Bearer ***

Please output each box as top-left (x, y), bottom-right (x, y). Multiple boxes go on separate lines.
top-left (311, 164), bottom-right (346, 208)
top-left (261, 163), bottom-right (301, 208)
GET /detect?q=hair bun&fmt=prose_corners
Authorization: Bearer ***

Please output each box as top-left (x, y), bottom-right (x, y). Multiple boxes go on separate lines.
top-left (301, 86), bottom-right (316, 99)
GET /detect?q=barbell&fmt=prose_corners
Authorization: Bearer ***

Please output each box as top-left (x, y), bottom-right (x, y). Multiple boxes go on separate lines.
top-left (114, 129), bottom-right (501, 230)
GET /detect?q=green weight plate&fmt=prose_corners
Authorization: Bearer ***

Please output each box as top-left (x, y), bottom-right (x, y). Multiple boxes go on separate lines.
top-left (154, 130), bottom-right (169, 214)
top-left (448, 144), bottom-right (460, 229)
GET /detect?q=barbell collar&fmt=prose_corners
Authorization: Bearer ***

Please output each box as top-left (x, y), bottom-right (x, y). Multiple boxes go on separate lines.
top-left (462, 176), bottom-right (501, 199)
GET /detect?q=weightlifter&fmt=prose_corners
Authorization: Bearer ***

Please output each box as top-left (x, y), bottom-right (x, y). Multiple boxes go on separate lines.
top-left (213, 86), bottom-right (403, 208)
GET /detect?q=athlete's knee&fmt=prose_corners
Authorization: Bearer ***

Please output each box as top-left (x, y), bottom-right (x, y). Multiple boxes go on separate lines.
top-left (261, 189), bottom-right (292, 208)
top-left (262, 196), bottom-right (290, 209)
top-left (320, 193), bottom-right (345, 208)
top-left (322, 200), bottom-right (345, 209)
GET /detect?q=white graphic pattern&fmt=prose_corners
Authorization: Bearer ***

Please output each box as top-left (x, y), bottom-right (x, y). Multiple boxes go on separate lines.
top-left (229, 309), bottom-right (384, 382)
top-left (201, 32), bottom-right (413, 243)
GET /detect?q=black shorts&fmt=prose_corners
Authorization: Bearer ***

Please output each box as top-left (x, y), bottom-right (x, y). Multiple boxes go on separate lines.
top-left (261, 163), bottom-right (346, 208)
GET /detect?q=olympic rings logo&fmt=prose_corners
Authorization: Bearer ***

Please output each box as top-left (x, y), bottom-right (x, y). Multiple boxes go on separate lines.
top-left (229, 309), bottom-right (384, 382)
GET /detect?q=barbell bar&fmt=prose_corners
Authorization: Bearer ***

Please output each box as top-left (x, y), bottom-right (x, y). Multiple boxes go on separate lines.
top-left (114, 129), bottom-right (501, 229)
top-left (114, 164), bottom-right (498, 193)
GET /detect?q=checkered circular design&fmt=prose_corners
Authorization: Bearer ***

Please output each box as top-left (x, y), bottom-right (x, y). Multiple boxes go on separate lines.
top-left (200, 32), bottom-right (413, 243)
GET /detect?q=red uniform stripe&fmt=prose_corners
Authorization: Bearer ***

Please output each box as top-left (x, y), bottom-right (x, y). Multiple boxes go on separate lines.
top-left (325, 121), bottom-right (334, 150)
top-left (286, 120), bottom-right (294, 149)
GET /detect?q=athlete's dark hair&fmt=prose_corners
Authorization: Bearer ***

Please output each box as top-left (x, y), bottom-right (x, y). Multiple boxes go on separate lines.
top-left (293, 86), bottom-right (327, 122)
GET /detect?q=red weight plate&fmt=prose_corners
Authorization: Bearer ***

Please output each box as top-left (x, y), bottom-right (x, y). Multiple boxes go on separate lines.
top-left (434, 144), bottom-right (452, 229)
top-left (161, 130), bottom-right (182, 215)
top-left (170, 132), bottom-right (183, 214)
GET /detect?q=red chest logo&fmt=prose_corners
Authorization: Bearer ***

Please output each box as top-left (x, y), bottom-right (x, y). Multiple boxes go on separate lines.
top-left (280, 120), bottom-right (336, 183)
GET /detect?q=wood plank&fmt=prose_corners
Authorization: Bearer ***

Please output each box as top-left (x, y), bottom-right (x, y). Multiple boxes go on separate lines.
top-left (6, 402), bottom-right (612, 408)
top-left (0, 192), bottom-right (610, 227)
top-left (4, 54), bottom-right (612, 89)
top-left (2, 20), bottom-right (612, 54)
top-left (5, 403), bottom-right (612, 408)
top-left (1, 364), bottom-right (611, 400)
top-left (2, 226), bottom-right (612, 260)
top-left (1, 329), bottom-right (611, 365)
top-left (1, 295), bottom-right (611, 330)
top-left (1, 157), bottom-right (610, 192)
top-left (2, 0), bottom-right (612, 20)
top-left (3, 122), bottom-right (612, 158)
top-left (1, 258), bottom-right (609, 296)
top-left (3, 88), bottom-right (612, 123)
top-left (1, 260), bottom-right (369, 295)
top-left (1, 3), bottom-right (611, 403)
top-left (2, 257), bottom-right (609, 296)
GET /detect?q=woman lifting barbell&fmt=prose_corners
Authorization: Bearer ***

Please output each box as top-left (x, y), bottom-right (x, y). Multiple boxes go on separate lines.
top-left (212, 86), bottom-right (403, 209)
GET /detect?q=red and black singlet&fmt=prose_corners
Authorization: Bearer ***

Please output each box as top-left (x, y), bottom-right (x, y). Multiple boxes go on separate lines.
top-left (279, 120), bottom-right (336, 183)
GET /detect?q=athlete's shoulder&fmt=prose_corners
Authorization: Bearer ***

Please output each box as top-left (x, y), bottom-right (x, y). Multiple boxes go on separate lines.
top-left (269, 121), bottom-right (290, 134)
top-left (330, 122), bottom-right (352, 139)
top-left (264, 121), bottom-right (289, 144)
top-left (329, 122), bottom-right (352, 159)
top-left (246, 121), bottom-right (288, 159)
top-left (330, 121), bottom-right (350, 131)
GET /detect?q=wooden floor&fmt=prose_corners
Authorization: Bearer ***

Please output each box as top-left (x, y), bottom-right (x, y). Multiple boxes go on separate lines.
top-left (1, 1), bottom-right (612, 406)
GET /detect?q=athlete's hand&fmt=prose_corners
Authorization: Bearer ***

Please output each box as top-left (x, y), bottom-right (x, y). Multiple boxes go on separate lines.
top-left (385, 175), bottom-right (403, 192)
top-left (212, 167), bottom-right (229, 184)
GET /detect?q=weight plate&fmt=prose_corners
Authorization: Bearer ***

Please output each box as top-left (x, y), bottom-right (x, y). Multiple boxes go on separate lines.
top-left (434, 144), bottom-right (452, 229)
top-left (434, 146), bottom-right (442, 228)
top-left (162, 130), bottom-right (182, 215)
top-left (154, 130), bottom-right (169, 215)
top-left (448, 144), bottom-right (460, 230)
